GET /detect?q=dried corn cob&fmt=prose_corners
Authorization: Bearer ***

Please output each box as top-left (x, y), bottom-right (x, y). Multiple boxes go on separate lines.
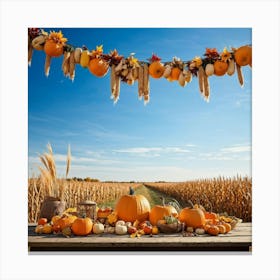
top-left (69, 51), bottom-right (76, 81)
top-left (138, 65), bottom-right (144, 100)
top-left (236, 64), bottom-right (244, 87)
top-left (44, 55), bottom-right (52, 77)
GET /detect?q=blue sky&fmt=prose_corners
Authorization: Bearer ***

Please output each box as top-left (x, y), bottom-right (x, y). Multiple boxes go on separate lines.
top-left (28, 28), bottom-right (252, 181)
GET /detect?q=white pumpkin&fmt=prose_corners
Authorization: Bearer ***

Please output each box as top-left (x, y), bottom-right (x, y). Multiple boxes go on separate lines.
top-left (195, 228), bottom-right (205, 235)
top-left (116, 220), bottom-right (126, 226)
top-left (205, 64), bottom-right (214, 76)
top-left (115, 224), bottom-right (127, 235)
top-left (92, 223), bottom-right (104, 234)
top-left (227, 59), bottom-right (235, 76)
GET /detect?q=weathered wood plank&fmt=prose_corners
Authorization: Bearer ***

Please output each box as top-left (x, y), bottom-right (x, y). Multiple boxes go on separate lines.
top-left (28, 223), bottom-right (252, 251)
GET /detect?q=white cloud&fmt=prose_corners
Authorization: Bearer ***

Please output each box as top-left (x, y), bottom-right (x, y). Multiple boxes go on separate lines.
top-left (113, 146), bottom-right (191, 155)
top-left (220, 145), bottom-right (251, 153)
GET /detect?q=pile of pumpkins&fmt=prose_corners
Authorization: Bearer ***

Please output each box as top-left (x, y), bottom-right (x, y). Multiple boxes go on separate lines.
top-left (35, 193), bottom-right (237, 237)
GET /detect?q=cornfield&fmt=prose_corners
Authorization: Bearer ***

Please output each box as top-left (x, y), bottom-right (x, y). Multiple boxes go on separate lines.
top-left (28, 179), bottom-right (141, 223)
top-left (144, 176), bottom-right (252, 222)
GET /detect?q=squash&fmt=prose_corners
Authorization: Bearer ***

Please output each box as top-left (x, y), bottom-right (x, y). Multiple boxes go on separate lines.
top-left (92, 222), bottom-right (104, 234)
top-left (71, 217), bottom-right (93, 236)
top-left (53, 214), bottom-right (77, 230)
top-left (42, 223), bottom-right (52, 234)
top-left (115, 224), bottom-right (127, 235)
top-left (107, 211), bottom-right (118, 225)
top-left (178, 201), bottom-right (206, 229)
top-left (115, 194), bottom-right (151, 222)
top-left (205, 63), bottom-right (214, 76)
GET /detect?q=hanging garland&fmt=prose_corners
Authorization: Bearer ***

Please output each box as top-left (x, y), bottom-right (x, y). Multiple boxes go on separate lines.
top-left (28, 28), bottom-right (252, 104)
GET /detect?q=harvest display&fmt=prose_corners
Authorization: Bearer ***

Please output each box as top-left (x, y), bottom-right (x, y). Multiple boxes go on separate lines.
top-left (28, 28), bottom-right (252, 104)
top-left (34, 191), bottom-right (242, 238)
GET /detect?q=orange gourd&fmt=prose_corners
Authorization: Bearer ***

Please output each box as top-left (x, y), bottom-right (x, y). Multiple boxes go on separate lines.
top-left (207, 225), bottom-right (219, 236)
top-left (149, 205), bottom-right (178, 226)
top-left (115, 194), bottom-right (151, 222)
top-left (214, 60), bottom-right (228, 76)
top-left (88, 58), bottom-right (109, 77)
top-left (149, 61), bottom-right (165, 79)
top-left (53, 214), bottom-right (77, 230)
top-left (217, 224), bottom-right (226, 234)
top-left (44, 31), bottom-right (67, 57)
top-left (234, 45), bottom-right (252, 66)
top-left (38, 218), bottom-right (48, 225)
top-left (178, 201), bottom-right (206, 229)
top-left (71, 217), bottom-right (93, 236)
top-left (168, 67), bottom-right (181, 81)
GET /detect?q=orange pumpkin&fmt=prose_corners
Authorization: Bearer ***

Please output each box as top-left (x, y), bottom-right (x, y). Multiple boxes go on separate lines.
top-left (88, 58), bottom-right (109, 77)
top-left (149, 205), bottom-right (178, 226)
top-left (204, 211), bottom-right (217, 220)
top-left (178, 204), bottom-right (206, 229)
top-left (115, 194), bottom-right (151, 222)
top-left (168, 67), bottom-right (181, 81)
top-left (214, 60), bottom-right (228, 76)
top-left (53, 214), bottom-right (77, 230)
top-left (234, 45), bottom-right (252, 66)
top-left (38, 218), bottom-right (48, 225)
top-left (71, 217), bottom-right (93, 236)
top-left (149, 61), bottom-right (165, 79)
top-left (207, 225), bottom-right (219, 236)
top-left (44, 31), bottom-right (67, 57)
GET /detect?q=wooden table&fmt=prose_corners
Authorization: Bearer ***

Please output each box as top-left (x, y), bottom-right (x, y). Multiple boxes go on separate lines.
top-left (28, 223), bottom-right (252, 252)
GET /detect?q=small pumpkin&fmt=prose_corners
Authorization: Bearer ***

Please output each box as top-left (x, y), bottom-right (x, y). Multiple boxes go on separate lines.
top-left (88, 58), bottom-right (109, 77)
top-left (92, 222), bottom-right (104, 234)
top-left (213, 60), bottom-right (228, 76)
top-left (51, 215), bottom-right (61, 225)
top-left (168, 67), bottom-right (181, 81)
top-left (38, 218), bottom-right (48, 225)
top-left (71, 217), bottom-right (93, 236)
top-left (115, 224), bottom-right (127, 235)
top-left (234, 45), bottom-right (252, 67)
top-left (178, 201), bottom-right (206, 229)
top-left (148, 54), bottom-right (165, 79)
top-left (207, 225), bottom-right (220, 236)
top-left (115, 194), bottom-right (151, 222)
top-left (152, 226), bottom-right (159, 235)
top-left (35, 225), bottom-right (44, 234)
top-left (44, 31), bottom-right (67, 57)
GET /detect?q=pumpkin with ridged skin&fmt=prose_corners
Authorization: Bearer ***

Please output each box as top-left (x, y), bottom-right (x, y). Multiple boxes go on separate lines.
top-left (149, 205), bottom-right (178, 226)
top-left (44, 31), bottom-right (67, 57)
top-left (88, 58), bottom-right (109, 77)
top-left (168, 67), bottom-right (181, 81)
top-left (149, 61), bottom-right (165, 79)
top-left (234, 45), bottom-right (252, 67)
top-left (115, 194), bottom-right (151, 222)
top-left (71, 217), bottom-right (93, 236)
top-left (178, 206), bottom-right (206, 229)
top-left (214, 60), bottom-right (228, 76)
